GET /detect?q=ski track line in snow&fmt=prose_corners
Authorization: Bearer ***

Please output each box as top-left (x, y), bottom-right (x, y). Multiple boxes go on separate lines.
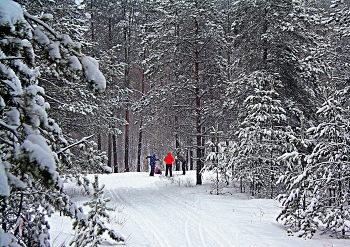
top-left (158, 192), bottom-right (231, 247)
top-left (109, 189), bottom-right (174, 247)
top-left (184, 219), bottom-right (193, 247)
top-left (158, 193), bottom-right (210, 247)
top-left (198, 222), bottom-right (207, 247)
top-left (141, 185), bottom-right (208, 247)
top-left (128, 189), bottom-right (189, 247)
top-left (107, 189), bottom-right (171, 247)
top-left (107, 189), bottom-right (169, 247)
top-left (105, 190), bottom-right (150, 243)
top-left (109, 187), bottom-right (206, 247)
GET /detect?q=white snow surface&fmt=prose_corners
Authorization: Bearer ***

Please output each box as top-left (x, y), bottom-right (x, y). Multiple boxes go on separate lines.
top-left (80, 56), bottom-right (106, 92)
top-left (0, 158), bottom-right (9, 197)
top-left (49, 171), bottom-right (350, 247)
top-left (0, 0), bottom-right (25, 30)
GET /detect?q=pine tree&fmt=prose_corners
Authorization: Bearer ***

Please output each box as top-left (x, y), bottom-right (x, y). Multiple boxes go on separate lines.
top-left (140, 0), bottom-right (228, 184)
top-left (278, 87), bottom-right (350, 238)
top-left (276, 112), bottom-right (314, 237)
top-left (205, 126), bottom-right (230, 195)
top-left (229, 0), bottom-right (323, 124)
top-left (70, 175), bottom-right (125, 246)
top-left (277, 0), bottom-right (350, 238)
top-left (233, 71), bottom-right (293, 198)
top-left (0, 0), bottom-right (109, 245)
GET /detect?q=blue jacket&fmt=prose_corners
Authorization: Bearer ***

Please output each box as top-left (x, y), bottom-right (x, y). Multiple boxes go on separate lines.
top-left (146, 155), bottom-right (159, 167)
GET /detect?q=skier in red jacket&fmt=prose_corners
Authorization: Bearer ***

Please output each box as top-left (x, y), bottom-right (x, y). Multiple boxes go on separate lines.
top-left (164, 152), bottom-right (174, 177)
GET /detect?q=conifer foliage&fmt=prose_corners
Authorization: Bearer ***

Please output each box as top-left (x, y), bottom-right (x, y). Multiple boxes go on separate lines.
top-left (70, 175), bottom-right (125, 246)
top-left (276, 0), bottom-right (350, 238)
top-left (0, 0), bottom-right (109, 245)
top-left (277, 88), bottom-right (350, 238)
top-left (232, 71), bottom-right (293, 198)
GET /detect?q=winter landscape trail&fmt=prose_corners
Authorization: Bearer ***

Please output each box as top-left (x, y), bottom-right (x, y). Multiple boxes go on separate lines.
top-left (50, 171), bottom-right (350, 247)
top-left (98, 171), bottom-right (349, 247)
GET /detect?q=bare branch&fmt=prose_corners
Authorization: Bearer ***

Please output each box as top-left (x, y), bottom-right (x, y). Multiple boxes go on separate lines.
top-left (0, 57), bottom-right (25, 61)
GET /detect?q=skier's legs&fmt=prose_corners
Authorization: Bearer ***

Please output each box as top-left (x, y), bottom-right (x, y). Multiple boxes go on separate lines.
top-left (150, 166), bottom-right (155, 176)
top-left (169, 164), bottom-right (172, 177)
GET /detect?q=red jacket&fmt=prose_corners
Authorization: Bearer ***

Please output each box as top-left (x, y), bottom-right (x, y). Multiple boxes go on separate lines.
top-left (164, 152), bottom-right (174, 165)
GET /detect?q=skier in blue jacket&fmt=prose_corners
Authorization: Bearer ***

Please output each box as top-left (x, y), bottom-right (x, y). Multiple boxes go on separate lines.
top-left (146, 154), bottom-right (159, 176)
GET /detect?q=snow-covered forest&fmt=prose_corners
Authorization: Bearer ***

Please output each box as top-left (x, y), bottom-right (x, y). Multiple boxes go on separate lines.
top-left (1, 0), bottom-right (350, 246)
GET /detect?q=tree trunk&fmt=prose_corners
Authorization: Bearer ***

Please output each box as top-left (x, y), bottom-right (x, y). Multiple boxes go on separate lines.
top-left (108, 17), bottom-right (112, 45)
top-left (124, 114), bottom-right (130, 172)
top-left (190, 149), bottom-right (194, 170)
top-left (136, 51), bottom-right (146, 172)
top-left (194, 1), bottom-right (202, 185)
top-left (137, 121), bottom-right (143, 172)
top-left (196, 132), bottom-right (202, 185)
top-left (113, 134), bottom-right (118, 173)
top-left (97, 133), bottom-right (102, 150)
top-left (240, 177), bottom-right (243, 193)
top-left (262, 7), bottom-right (268, 66)
top-left (123, 11), bottom-right (131, 172)
top-left (227, 51), bottom-right (231, 81)
top-left (90, 0), bottom-right (94, 42)
top-left (186, 149), bottom-right (189, 171)
top-left (108, 133), bottom-right (112, 168)
top-left (175, 130), bottom-right (180, 171)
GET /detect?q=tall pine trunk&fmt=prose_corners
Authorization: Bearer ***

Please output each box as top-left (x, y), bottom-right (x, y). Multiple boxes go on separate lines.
top-left (124, 110), bottom-right (130, 172)
top-left (113, 134), bottom-right (118, 173)
top-left (97, 133), bottom-right (102, 150)
top-left (175, 130), bottom-right (180, 171)
top-left (108, 133), bottom-right (112, 169)
top-left (137, 124), bottom-right (143, 172)
top-left (123, 7), bottom-right (131, 172)
top-left (137, 50), bottom-right (147, 172)
top-left (194, 0), bottom-right (203, 185)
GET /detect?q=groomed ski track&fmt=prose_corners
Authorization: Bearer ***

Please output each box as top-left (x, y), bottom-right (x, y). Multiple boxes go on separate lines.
top-left (101, 171), bottom-right (349, 247)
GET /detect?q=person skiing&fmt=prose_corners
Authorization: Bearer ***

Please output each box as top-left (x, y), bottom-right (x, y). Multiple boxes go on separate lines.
top-left (164, 152), bottom-right (174, 177)
top-left (176, 155), bottom-right (187, 175)
top-left (146, 154), bottom-right (159, 176)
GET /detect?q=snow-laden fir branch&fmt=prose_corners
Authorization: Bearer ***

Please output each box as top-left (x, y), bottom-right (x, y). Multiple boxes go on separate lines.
top-left (23, 11), bottom-right (58, 38)
top-left (58, 134), bottom-right (94, 154)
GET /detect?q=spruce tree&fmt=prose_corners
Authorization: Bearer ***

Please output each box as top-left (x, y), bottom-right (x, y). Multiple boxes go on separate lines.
top-left (70, 175), bottom-right (125, 246)
top-left (0, 0), bottom-right (110, 245)
top-left (278, 87), bottom-right (350, 238)
top-left (277, 0), bottom-right (350, 238)
top-left (233, 71), bottom-right (293, 198)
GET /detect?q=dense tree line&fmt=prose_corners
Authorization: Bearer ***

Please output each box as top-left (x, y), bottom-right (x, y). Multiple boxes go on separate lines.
top-left (1, 0), bottom-right (350, 244)
top-left (0, 0), bottom-right (124, 246)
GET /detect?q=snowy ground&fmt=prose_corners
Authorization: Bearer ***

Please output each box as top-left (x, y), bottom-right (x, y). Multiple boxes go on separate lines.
top-left (49, 171), bottom-right (350, 247)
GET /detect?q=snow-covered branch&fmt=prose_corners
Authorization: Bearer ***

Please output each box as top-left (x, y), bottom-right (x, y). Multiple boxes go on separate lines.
top-left (23, 11), bottom-right (58, 38)
top-left (58, 134), bottom-right (94, 154)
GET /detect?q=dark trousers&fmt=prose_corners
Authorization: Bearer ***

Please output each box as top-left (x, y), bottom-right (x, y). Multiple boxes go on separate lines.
top-left (150, 166), bottom-right (155, 176)
top-left (182, 161), bottom-right (187, 175)
top-left (165, 164), bottom-right (172, 177)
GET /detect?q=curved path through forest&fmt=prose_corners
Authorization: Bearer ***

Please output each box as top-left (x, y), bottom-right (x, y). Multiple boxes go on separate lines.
top-left (101, 171), bottom-right (348, 247)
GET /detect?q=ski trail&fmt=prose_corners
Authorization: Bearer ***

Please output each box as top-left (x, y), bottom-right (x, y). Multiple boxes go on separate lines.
top-left (159, 192), bottom-right (232, 247)
top-left (198, 224), bottom-right (206, 247)
top-left (107, 189), bottom-right (171, 247)
top-left (157, 193), bottom-right (208, 247)
top-left (184, 219), bottom-right (192, 247)
top-left (108, 186), bottom-right (211, 247)
top-left (107, 183), bottom-right (235, 247)
top-left (107, 189), bottom-right (168, 247)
